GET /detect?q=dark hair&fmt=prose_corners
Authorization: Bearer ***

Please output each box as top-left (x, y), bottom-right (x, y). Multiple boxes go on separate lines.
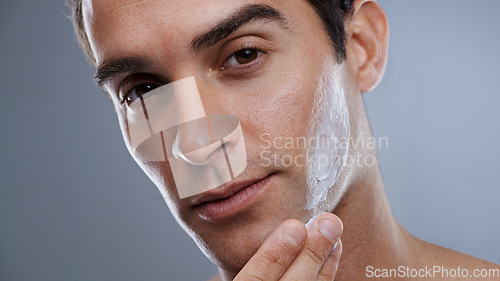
top-left (69, 0), bottom-right (354, 65)
top-left (306, 0), bottom-right (354, 62)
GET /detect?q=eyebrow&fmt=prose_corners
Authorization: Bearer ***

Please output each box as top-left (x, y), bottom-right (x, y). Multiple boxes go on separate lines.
top-left (189, 4), bottom-right (287, 53)
top-left (94, 4), bottom-right (287, 87)
top-left (94, 56), bottom-right (152, 87)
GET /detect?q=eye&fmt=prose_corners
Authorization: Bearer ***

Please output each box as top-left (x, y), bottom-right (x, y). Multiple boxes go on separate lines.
top-left (222, 48), bottom-right (262, 69)
top-left (121, 83), bottom-right (159, 105)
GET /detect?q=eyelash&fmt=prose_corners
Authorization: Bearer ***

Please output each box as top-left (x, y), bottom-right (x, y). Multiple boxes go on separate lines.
top-left (118, 45), bottom-right (267, 105)
top-left (220, 46), bottom-right (266, 70)
top-left (119, 77), bottom-right (159, 105)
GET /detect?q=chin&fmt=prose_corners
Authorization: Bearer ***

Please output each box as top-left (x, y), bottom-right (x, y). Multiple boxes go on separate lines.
top-left (193, 213), bottom-right (289, 274)
top-left (184, 189), bottom-right (311, 272)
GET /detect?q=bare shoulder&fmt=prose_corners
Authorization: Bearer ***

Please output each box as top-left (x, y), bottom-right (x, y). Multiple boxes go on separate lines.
top-left (419, 240), bottom-right (500, 280)
top-left (206, 274), bottom-right (222, 281)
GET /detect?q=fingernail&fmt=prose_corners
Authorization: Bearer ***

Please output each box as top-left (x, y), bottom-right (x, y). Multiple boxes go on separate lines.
top-left (331, 241), bottom-right (339, 254)
top-left (305, 215), bottom-right (320, 230)
top-left (282, 225), bottom-right (303, 246)
top-left (318, 219), bottom-right (341, 242)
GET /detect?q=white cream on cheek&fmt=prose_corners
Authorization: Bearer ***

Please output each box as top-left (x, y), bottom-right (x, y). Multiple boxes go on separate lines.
top-left (305, 62), bottom-right (350, 213)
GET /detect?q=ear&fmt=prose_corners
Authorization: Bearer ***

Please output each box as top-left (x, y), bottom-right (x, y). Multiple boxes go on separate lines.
top-left (345, 0), bottom-right (389, 92)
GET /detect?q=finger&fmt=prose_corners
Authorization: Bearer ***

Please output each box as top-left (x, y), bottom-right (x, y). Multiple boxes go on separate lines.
top-left (317, 239), bottom-right (342, 281)
top-left (234, 219), bottom-right (307, 281)
top-left (280, 213), bottom-right (343, 281)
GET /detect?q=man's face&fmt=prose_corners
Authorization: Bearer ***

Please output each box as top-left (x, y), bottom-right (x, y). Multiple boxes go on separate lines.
top-left (83, 0), bottom-right (354, 273)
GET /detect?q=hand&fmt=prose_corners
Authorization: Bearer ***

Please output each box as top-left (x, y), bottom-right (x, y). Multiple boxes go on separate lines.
top-left (234, 213), bottom-right (343, 281)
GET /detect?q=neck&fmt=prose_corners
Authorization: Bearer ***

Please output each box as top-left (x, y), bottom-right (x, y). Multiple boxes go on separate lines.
top-left (330, 89), bottom-right (422, 280)
top-left (333, 162), bottom-right (419, 281)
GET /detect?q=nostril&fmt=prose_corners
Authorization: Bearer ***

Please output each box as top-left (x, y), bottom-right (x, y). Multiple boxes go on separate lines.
top-left (170, 114), bottom-right (241, 166)
top-left (172, 134), bottom-right (222, 165)
top-left (171, 116), bottom-right (214, 165)
top-left (165, 113), bottom-right (248, 198)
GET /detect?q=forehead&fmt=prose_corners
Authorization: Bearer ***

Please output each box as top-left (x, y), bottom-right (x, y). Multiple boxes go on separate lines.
top-left (82, 0), bottom-right (319, 64)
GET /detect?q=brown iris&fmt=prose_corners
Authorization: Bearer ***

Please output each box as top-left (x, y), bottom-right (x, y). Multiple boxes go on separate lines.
top-left (124, 83), bottom-right (158, 105)
top-left (234, 49), bottom-right (259, 65)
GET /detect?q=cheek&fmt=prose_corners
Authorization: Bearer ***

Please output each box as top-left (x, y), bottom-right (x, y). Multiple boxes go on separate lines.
top-left (115, 107), bottom-right (131, 149)
top-left (115, 108), bottom-right (180, 205)
top-left (305, 63), bottom-right (351, 212)
top-left (236, 70), bottom-right (319, 151)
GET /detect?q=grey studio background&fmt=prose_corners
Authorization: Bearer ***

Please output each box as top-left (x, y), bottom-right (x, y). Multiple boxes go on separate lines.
top-left (1, 0), bottom-right (499, 280)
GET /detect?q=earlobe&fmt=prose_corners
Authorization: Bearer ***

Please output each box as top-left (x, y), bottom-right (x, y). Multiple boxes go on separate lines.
top-left (345, 0), bottom-right (389, 92)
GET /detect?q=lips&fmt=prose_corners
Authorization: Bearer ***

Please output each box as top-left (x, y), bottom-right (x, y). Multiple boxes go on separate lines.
top-left (191, 174), bottom-right (273, 220)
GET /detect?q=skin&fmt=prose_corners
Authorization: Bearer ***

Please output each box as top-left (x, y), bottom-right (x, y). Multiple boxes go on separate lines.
top-left (81, 0), bottom-right (500, 280)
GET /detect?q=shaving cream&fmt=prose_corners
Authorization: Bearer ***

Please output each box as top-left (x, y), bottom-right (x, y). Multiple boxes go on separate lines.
top-left (305, 62), bottom-right (350, 212)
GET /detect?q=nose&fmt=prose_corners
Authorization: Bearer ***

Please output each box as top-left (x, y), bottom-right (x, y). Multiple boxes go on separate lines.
top-left (171, 115), bottom-right (222, 165)
top-left (168, 77), bottom-right (221, 165)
